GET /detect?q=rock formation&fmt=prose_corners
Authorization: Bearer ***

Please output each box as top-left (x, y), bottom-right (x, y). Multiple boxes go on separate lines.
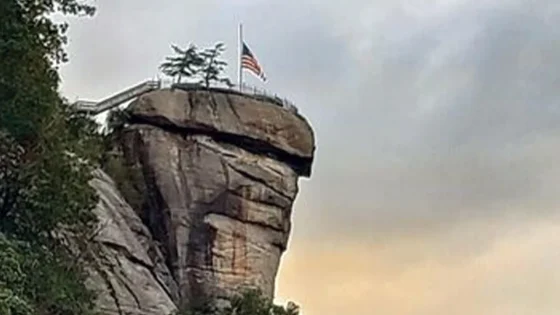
top-left (92, 87), bottom-right (315, 313)
top-left (87, 170), bottom-right (177, 315)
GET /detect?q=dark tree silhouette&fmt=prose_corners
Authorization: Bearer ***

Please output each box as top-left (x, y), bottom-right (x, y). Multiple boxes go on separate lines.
top-left (159, 44), bottom-right (204, 84)
top-left (160, 42), bottom-right (233, 88)
top-left (199, 42), bottom-right (233, 88)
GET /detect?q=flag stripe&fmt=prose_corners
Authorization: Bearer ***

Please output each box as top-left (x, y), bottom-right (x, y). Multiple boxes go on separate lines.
top-left (243, 66), bottom-right (262, 76)
top-left (241, 58), bottom-right (262, 72)
top-left (241, 63), bottom-right (259, 71)
top-left (242, 61), bottom-right (261, 73)
top-left (242, 62), bottom-right (265, 79)
top-left (241, 58), bottom-right (259, 67)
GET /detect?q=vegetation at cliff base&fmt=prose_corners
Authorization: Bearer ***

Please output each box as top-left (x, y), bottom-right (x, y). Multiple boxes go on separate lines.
top-left (179, 289), bottom-right (299, 315)
top-left (0, 0), bottom-right (102, 314)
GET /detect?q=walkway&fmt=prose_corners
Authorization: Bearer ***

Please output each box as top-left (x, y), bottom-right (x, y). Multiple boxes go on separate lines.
top-left (72, 80), bottom-right (298, 115)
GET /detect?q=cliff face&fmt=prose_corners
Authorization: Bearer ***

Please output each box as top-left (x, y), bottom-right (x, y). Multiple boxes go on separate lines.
top-left (92, 88), bottom-right (315, 313)
top-left (87, 170), bottom-right (177, 315)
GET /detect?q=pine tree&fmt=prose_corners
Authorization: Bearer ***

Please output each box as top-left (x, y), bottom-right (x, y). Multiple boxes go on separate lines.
top-left (159, 42), bottom-right (233, 88)
top-left (199, 42), bottom-right (233, 88)
top-left (160, 44), bottom-right (204, 84)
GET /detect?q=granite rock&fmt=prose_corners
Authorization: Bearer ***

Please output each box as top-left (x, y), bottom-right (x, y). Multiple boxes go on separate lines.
top-left (95, 88), bottom-right (315, 311)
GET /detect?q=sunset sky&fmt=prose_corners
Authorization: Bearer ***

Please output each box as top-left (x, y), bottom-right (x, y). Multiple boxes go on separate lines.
top-left (60, 1), bottom-right (560, 314)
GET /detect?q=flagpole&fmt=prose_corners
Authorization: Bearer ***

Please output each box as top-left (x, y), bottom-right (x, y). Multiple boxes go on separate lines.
top-left (238, 23), bottom-right (243, 92)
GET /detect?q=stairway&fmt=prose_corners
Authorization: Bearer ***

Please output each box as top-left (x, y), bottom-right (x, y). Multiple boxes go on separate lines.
top-left (73, 80), bottom-right (161, 115)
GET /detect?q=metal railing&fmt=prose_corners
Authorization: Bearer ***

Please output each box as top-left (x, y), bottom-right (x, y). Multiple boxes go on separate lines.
top-left (73, 79), bottom-right (298, 115)
top-left (73, 80), bottom-right (161, 115)
top-left (169, 80), bottom-right (299, 114)
top-left (236, 83), bottom-right (298, 114)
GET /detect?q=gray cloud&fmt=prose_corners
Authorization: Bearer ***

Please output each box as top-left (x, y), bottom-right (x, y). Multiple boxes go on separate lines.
top-left (60, 0), bottom-right (560, 238)
top-left (285, 0), bottom-right (560, 240)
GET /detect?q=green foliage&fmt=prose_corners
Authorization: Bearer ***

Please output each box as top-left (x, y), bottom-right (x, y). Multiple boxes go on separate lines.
top-left (0, 232), bottom-right (98, 315)
top-left (101, 142), bottom-right (147, 215)
top-left (176, 289), bottom-right (300, 315)
top-left (0, 286), bottom-right (33, 315)
top-left (160, 44), bottom-right (204, 84)
top-left (0, 0), bottom-right (95, 142)
top-left (101, 107), bottom-right (149, 213)
top-left (159, 42), bottom-right (233, 88)
top-left (0, 93), bottom-right (102, 245)
top-left (0, 0), bottom-right (102, 314)
top-left (223, 289), bottom-right (299, 315)
top-left (105, 107), bottom-right (132, 134)
top-left (0, 132), bottom-right (24, 217)
top-left (0, 0), bottom-right (95, 65)
top-left (198, 43), bottom-right (232, 88)
top-left (0, 234), bottom-right (33, 315)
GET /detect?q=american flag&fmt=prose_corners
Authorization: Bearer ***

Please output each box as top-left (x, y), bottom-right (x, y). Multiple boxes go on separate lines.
top-left (241, 41), bottom-right (266, 81)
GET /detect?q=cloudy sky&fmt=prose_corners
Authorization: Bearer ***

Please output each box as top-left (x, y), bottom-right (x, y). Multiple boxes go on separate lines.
top-left (60, 1), bottom-right (560, 314)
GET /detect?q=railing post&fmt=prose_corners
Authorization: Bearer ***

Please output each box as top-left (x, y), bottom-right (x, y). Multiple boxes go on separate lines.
top-left (226, 82), bottom-right (299, 113)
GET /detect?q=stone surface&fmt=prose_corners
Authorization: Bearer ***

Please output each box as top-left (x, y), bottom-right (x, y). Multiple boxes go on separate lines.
top-left (87, 169), bottom-right (178, 315)
top-left (127, 88), bottom-right (315, 176)
top-left (95, 87), bottom-right (315, 312)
